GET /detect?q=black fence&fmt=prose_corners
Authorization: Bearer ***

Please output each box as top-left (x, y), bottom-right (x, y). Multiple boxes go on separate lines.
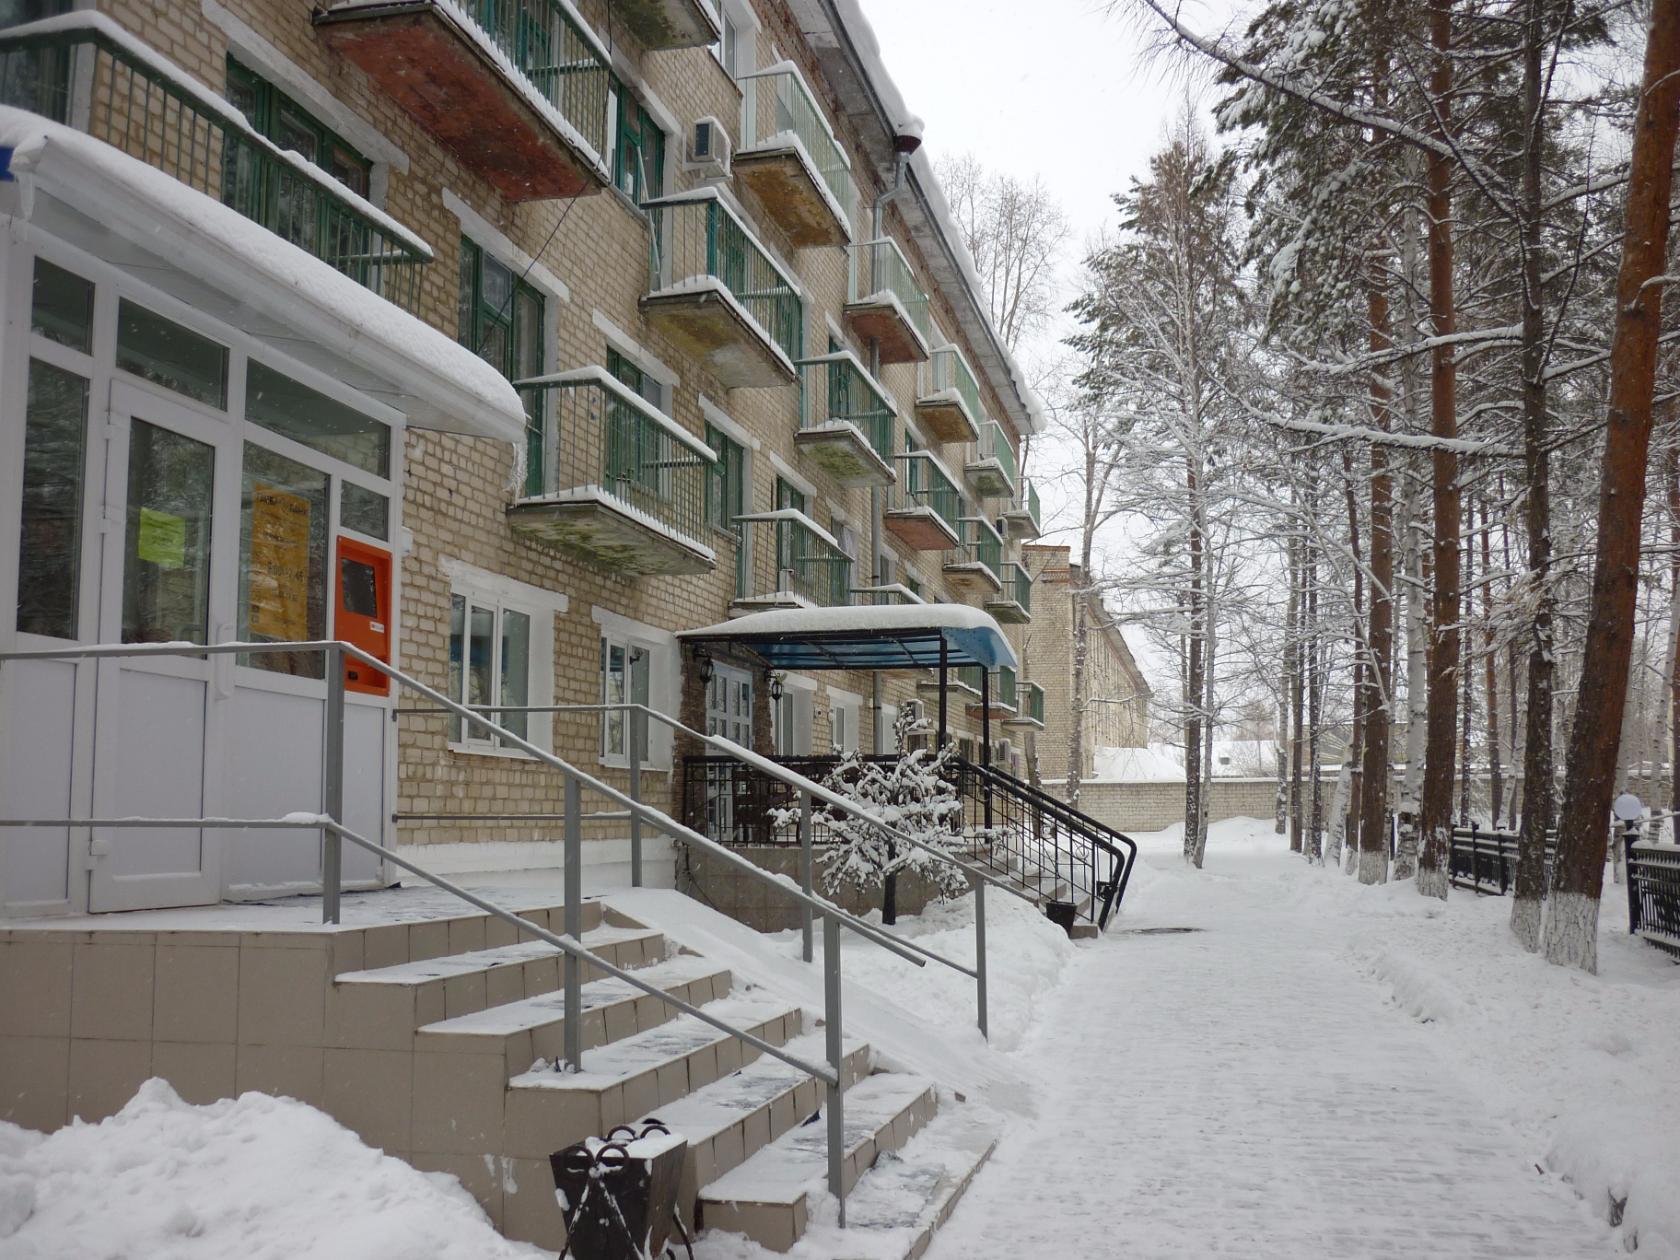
top-left (1448, 823), bottom-right (1557, 896)
top-left (1628, 838), bottom-right (1680, 960)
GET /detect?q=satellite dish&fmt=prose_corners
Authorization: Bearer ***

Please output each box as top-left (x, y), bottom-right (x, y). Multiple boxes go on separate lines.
top-left (1612, 793), bottom-right (1644, 823)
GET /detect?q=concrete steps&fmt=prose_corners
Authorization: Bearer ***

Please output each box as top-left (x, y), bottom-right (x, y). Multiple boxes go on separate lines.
top-left (698, 1071), bottom-right (939, 1251)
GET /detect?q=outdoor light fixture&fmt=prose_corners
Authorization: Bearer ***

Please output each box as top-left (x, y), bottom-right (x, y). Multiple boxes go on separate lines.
top-left (696, 651), bottom-right (714, 685)
top-left (769, 672), bottom-right (785, 702)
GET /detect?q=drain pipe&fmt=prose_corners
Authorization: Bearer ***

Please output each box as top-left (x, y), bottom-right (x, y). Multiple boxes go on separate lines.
top-left (869, 127), bottom-right (922, 749)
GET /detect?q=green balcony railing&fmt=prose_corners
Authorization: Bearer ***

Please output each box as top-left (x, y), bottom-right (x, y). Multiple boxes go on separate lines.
top-left (976, 418), bottom-right (1019, 491)
top-left (849, 237), bottom-right (932, 351)
top-left (798, 351), bottom-right (896, 463)
top-left (1001, 560), bottom-right (1032, 614)
top-left (518, 367), bottom-right (714, 547)
top-left (646, 190), bottom-right (803, 365)
top-left (0, 18), bottom-right (432, 312)
top-left (1024, 681), bottom-right (1045, 725)
top-left (1011, 479), bottom-right (1042, 534)
top-left (460, 0), bottom-right (611, 161)
top-left (738, 62), bottom-right (855, 227)
top-left (891, 451), bottom-right (964, 538)
top-left (920, 344), bottom-right (982, 426)
top-left (737, 510), bottom-right (853, 607)
top-left (956, 665), bottom-right (1016, 711)
top-left (952, 516), bottom-right (1003, 581)
top-left (858, 583), bottom-right (924, 606)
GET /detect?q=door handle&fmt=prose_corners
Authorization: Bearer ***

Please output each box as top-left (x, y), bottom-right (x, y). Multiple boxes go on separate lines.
top-left (212, 622), bottom-right (235, 699)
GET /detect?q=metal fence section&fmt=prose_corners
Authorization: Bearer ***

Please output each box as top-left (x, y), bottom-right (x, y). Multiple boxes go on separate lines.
top-left (891, 451), bottom-right (964, 536)
top-left (459, 0), bottom-right (611, 159)
top-left (737, 63), bottom-right (855, 222)
top-left (848, 237), bottom-right (932, 346)
top-left (976, 418), bottom-right (1018, 493)
top-left (1447, 823), bottom-right (1557, 896)
top-left (0, 18), bottom-right (432, 311)
top-left (797, 351), bottom-right (896, 463)
top-left (919, 344), bottom-right (983, 424)
top-left (1627, 837), bottom-right (1680, 959)
top-left (734, 511), bottom-right (853, 607)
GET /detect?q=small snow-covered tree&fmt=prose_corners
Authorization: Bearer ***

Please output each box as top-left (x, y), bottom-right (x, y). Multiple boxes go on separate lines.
top-left (794, 706), bottom-right (971, 924)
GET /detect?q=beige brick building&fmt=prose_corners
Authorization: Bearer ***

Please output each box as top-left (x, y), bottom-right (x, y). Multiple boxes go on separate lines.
top-left (1, 0), bottom-right (1052, 901)
top-left (1019, 543), bottom-right (1151, 782)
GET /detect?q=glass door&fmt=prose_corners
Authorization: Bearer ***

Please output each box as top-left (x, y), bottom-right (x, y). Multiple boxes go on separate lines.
top-left (87, 382), bottom-right (234, 911)
top-left (705, 663), bottom-right (753, 843)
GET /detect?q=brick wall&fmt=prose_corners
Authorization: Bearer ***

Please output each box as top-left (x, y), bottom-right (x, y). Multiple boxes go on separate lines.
top-left (1051, 778), bottom-right (1279, 835)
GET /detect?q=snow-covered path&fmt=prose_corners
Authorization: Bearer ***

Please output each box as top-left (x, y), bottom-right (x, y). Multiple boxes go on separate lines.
top-left (926, 838), bottom-right (1621, 1259)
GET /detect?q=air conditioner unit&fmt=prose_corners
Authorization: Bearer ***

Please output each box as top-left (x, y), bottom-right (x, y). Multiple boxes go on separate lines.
top-left (687, 117), bottom-right (732, 178)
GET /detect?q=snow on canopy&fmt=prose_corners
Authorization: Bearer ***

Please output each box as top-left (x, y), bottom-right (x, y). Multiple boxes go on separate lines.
top-left (0, 106), bottom-right (527, 446)
top-left (680, 603), bottom-right (1019, 670)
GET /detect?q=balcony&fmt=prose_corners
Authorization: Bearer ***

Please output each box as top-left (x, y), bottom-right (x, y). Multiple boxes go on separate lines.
top-left (958, 665), bottom-right (1017, 719)
top-left (966, 418), bottom-right (1018, 499)
top-left (0, 17), bottom-right (431, 312)
top-left (509, 368), bottom-right (716, 574)
top-left (856, 583), bottom-right (925, 606)
top-left (845, 238), bottom-right (932, 364)
top-left (735, 63), bottom-right (854, 248)
top-left (1005, 681), bottom-right (1047, 730)
top-left (1002, 479), bottom-right (1042, 541)
top-left (642, 190), bottom-right (802, 387)
top-left (792, 351), bottom-right (896, 487)
top-left (616, 0), bottom-right (720, 49)
top-left (918, 670), bottom-right (981, 702)
top-left (915, 344), bottom-right (985, 444)
top-left (732, 510), bottom-right (853, 612)
top-left (314, 0), bottom-right (610, 202)
top-left (944, 516), bottom-right (1004, 598)
top-left (984, 560), bottom-right (1033, 625)
top-left (884, 452), bottom-right (964, 551)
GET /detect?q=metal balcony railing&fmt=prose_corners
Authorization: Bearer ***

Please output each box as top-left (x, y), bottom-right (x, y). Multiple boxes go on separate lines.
top-left (1023, 681), bottom-right (1046, 726)
top-left (976, 418), bottom-right (1018, 489)
top-left (1011, 479), bottom-right (1042, 533)
top-left (0, 16), bottom-right (432, 311)
top-left (458, 0), bottom-right (611, 160)
top-left (738, 62), bottom-right (855, 225)
top-left (848, 237), bottom-right (932, 348)
top-left (952, 516), bottom-right (1003, 581)
top-left (646, 190), bottom-right (803, 365)
top-left (1001, 560), bottom-right (1032, 614)
top-left (517, 368), bottom-right (713, 547)
top-left (736, 510), bottom-right (853, 607)
top-left (957, 665), bottom-right (1016, 711)
top-left (890, 451), bottom-right (964, 536)
top-left (798, 350), bottom-right (896, 463)
top-left (920, 344), bottom-right (983, 425)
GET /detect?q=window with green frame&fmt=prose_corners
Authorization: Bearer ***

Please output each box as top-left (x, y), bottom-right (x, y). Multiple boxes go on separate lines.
top-left (610, 79), bottom-right (665, 204)
top-left (705, 423), bottom-right (745, 536)
top-left (224, 58), bottom-right (371, 197)
top-left (458, 238), bottom-right (545, 382)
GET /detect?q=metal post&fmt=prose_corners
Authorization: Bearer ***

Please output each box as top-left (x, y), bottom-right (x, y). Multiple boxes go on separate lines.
top-left (937, 639), bottom-right (948, 749)
top-left (629, 707), bottom-right (644, 888)
top-left (823, 913), bottom-right (846, 1227)
top-left (1626, 819), bottom-right (1642, 935)
top-left (322, 644), bottom-right (345, 925)
top-left (980, 669), bottom-right (993, 836)
top-left (972, 872), bottom-right (988, 1040)
top-left (563, 774), bottom-right (583, 1072)
top-left (799, 788), bottom-right (814, 964)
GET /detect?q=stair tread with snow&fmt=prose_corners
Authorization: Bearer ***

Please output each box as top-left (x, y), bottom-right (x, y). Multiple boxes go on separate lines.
top-left (829, 1106), bottom-right (1000, 1260)
top-left (698, 1071), bottom-right (939, 1251)
top-left (335, 924), bottom-right (663, 985)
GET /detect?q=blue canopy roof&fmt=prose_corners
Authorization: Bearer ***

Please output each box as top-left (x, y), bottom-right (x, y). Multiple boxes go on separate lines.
top-left (678, 604), bottom-right (1019, 671)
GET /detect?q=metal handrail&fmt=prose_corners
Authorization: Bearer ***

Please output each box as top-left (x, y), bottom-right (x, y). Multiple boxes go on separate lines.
top-left (0, 638), bottom-right (907, 1226)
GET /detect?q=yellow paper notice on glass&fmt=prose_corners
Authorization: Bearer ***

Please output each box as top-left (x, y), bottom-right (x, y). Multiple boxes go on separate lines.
top-left (248, 483), bottom-right (311, 641)
top-left (136, 507), bottom-right (186, 570)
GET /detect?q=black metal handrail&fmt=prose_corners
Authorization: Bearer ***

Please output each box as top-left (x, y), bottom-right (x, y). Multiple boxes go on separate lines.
top-left (1447, 823), bottom-right (1558, 896)
top-left (952, 756), bottom-right (1137, 929)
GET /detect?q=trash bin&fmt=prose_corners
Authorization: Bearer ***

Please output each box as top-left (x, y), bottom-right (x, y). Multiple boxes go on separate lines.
top-left (551, 1119), bottom-right (691, 1260)
top-left (1044, 899), bottom-right (1079, 935)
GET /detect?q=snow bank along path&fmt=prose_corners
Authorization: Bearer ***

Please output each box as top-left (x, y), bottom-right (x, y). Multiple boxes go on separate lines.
top-left (924, 823), bottom-right (1641, 1260)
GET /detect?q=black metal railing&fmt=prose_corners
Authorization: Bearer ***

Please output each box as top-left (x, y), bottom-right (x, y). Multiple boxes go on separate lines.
top-left (682, 751), bottom-right (1138, 931)
top-left (952, 757), bottom-right (1136, 929)
top-left (1628, 837), bottom-right (1680, 959)
top-left (1447, 823), bottom-right (1557, 896)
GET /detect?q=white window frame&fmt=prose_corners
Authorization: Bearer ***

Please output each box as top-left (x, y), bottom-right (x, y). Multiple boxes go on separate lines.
top-left (447, 593), bottom-right (545, 755)
top-left (772, 673), bottom-right (816, 757)
top-left (442, 559), bottom-right (561, 757)
top-left (829, 687), bottom-right (861, 755)
top-left (595, 607), bottom-right (678, 771)
top-left (600, 632), bottom-right (652, 765)
top-left (711, 0), bottom-right (758, 77)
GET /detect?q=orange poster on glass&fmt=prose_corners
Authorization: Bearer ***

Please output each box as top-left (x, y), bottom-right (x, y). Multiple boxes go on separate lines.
top-left (248, 482), bottom-right (311, 641)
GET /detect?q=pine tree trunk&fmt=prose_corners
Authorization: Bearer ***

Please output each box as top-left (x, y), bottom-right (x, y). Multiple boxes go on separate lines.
top-left (1542, 0), bottom-right (1680, 971)
top-left (1416, 0), bottom-right (1462, 901)
top-left (1307, 560), bottom-right (1325, 864)
top-left (1359, 280), bottom-right (1396, 884)
top-left (1512, 0), bottom-right (1557, 949)
top-left (1670, 447), bottom-right (1680, 832)
top-left (1482, 501), bottom-right (1504, 825)
top-left (1287, 526), bottom-right (1304, 848)
top-left (1459, 517), bottom-right (1475, 824)
top-left (1184, 461), bottom-right (1206, 865)
top-left (1396, 464), bottom-right (1428, 880)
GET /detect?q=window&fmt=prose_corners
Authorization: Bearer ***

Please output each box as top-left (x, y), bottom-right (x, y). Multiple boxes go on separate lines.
top-left (449, 594), bottom-right (533, 749)
top-left (116, 301), bottom-right (229, 409)
top-left (711, 1), bottom-right (752, 77)
top-left (340, 482), bottom-right (390, 540)
top-left (246, 361), bottom-right (391, 477)
top-left (830, 692), bottom-right (860, 755)
top-left (31, 258), bottom-right (91, 352)
top-left (607, 348), bottom-right (663, 408)
top-left (772, 685), bottom-right (811, 757)
top-left (224, 58), bottom-right (370, 197)
top-left (0, 2), bottom-right (73, 119)
top-left (601, 635), bottom-right (651, 764)
top-left (459, 238), bottom-right (545, 383)
top-left (704, 424), bottom-right (746, 535)
top-left (239, 444), bottom-right (329, 679)
top-left (122, 421), bottom-right (215, 646)
top-left (16, 358), bottom-right (88, 639)
top-left (609, 81), bottom-right (665, 204)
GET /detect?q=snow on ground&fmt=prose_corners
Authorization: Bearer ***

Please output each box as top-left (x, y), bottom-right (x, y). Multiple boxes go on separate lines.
top-left (0, 1080), bottom-right (544, 1260)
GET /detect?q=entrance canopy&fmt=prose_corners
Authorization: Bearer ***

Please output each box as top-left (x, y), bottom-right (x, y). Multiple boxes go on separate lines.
top-left (680, 604), bottom-right (1019, 671)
